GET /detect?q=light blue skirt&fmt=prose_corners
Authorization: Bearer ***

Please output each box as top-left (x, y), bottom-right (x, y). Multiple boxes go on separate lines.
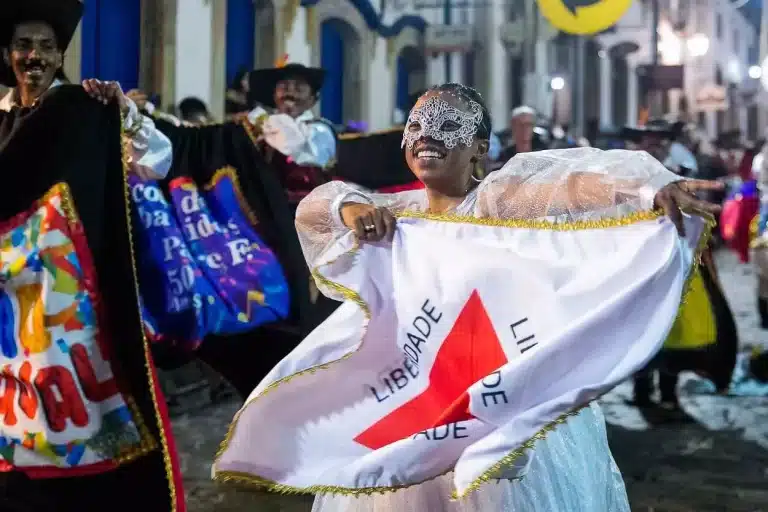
top-left (312, 402), bottom-right (629, 512)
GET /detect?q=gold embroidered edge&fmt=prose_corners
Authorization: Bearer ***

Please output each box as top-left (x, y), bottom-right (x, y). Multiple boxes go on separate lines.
top-left (397, 209), bottom-right (664, 229)
top-left (202, 166), bottom-right (260, 227)
top-left (120, 115), bottom-right (178, 511)
top-left (212, 210), bottom-right (713, 499)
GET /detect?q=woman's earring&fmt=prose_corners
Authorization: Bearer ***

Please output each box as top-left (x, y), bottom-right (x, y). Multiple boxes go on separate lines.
top-left (471, 161), bottom-right (484, 182)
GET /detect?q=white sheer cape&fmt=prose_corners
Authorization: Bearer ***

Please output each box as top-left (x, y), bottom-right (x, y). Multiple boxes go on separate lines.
top-left (295, 148), bottom-right (680, 511)
top-left (297, 148), bottom-right (679, 300)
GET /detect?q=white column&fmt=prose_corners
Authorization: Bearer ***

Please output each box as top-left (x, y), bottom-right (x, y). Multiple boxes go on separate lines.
top-left (368, 37), bottom-right (391, 131)
top-left (175, 0), bottom-right (214, 108)
top-left (668, 89), bottom-right (680, 116)
top-left (64, 21), bottom-right (82, 82)
top-left (450, 53), bottom-right (464, 83)
top-left (706, 111), bottom-right (716, 138)
top-left (599, 54), bottom-right (612, 128)
top-left (487, 0), bottom-right (509, 131)
top-left (739, 105), bottom-right (748, 137)
top-left (210, 0), bottom-right (227, 121)
top-left (627, 62), bottom-right (638, 125)
top-left (427, 54), bottom-right (446, 87)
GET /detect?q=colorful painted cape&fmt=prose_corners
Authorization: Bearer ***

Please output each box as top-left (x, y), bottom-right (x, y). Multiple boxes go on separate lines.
top-left (0, 85), bottom-right (179, 505)
top-left (131, 166), bottom-right (290, 353)
top-left (152, 118), bottom-right (316, 331)
top-left (150, 118), bottom-right (340, 396)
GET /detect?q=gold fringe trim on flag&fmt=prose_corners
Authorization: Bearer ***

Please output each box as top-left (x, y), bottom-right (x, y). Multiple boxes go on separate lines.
top-left (203, 166), bottom-right (260, 227)
top-left (213, 209), bottom-right (713, 500)
top-left (399, 209), bottom-right (662, 230)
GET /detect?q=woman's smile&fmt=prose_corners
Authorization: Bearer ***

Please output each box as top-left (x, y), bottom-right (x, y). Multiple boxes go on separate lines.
top-left (413, 142), bottom-right (447, 166)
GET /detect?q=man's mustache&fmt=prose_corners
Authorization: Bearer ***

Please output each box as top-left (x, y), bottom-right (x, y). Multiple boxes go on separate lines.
top-left (21, 59), bottom-right (47, 69)
top-left (278, 95), bottom-right (298, 103)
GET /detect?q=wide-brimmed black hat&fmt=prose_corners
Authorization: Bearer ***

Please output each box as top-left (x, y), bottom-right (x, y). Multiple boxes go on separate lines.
top-left (714, 129), bottom-right (742, 149)
top-left (0, 0), bottom-right (83, 87)
top-left (247, 63), bottom-right (325, 109)
top-left (620, 122), bottom-right (676, 143)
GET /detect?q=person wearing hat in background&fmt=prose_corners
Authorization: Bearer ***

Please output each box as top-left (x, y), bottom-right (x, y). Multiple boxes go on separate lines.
top-left (246, 58), bottom-right (337, 209)
top-left (1, 1), bottom-right (172, 182)
top-left (0, 1), bottom-right (183, 510)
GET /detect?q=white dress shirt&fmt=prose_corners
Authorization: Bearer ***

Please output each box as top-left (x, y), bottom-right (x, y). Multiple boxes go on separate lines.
top-left (663, 142), bottom-right (698, 174)
top-left (247, 106), bottom-right (336, 169)
top-left (0, 80), bottom-right (172, 178)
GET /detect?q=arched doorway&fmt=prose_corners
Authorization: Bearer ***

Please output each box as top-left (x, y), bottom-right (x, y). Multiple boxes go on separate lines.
top-left (395, 46), bottom-right (426, 114)
top-left (320, 18), bottom-right (361, 125)
top-left (81, 0), bottom-right (141, 90)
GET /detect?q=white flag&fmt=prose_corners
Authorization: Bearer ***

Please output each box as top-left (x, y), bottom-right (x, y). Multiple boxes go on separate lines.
top-left (214, 212), bottom-right (707, 498)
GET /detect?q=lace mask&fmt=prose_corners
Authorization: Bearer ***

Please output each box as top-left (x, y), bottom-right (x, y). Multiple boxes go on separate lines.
top-left (401, 96), bottom-right (483, 150)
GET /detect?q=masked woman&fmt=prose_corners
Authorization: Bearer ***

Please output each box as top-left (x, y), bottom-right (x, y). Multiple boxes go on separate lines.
top-left (281, 84), bottom-right (720, 511)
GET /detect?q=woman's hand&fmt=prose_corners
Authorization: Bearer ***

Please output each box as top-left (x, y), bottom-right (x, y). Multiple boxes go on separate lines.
top-left (654, 180), bottom-right (723, 236)
top-left (82, 78), bottom-right (129, 115)
top-left (340, 203), bottom-right (396, 242)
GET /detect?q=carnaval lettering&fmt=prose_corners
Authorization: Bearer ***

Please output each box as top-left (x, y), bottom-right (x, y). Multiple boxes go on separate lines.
top-left (0, 188), bottom-right (143, 468)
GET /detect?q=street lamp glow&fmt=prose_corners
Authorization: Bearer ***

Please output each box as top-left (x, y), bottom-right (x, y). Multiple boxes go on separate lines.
top-left (550, 76), bottom-right (565, 90)
top-left (686, 34), bottom-right (710, 57)
top-left (749, 65), bottom-right (762, 79)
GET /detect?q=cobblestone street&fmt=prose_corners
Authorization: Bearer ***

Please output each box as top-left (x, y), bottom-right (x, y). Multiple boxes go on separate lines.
top-left (173, 250), bottom-right (768, 512)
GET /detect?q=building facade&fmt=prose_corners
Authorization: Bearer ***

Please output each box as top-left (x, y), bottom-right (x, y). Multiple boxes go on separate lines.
top-left (596, 0), bottom-right (764, 139)
top-left (13, 0), bottom-right (766, 138)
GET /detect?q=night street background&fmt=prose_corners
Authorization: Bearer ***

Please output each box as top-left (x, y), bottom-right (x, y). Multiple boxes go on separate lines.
top-left (174, 249), bottom-right (768, 512)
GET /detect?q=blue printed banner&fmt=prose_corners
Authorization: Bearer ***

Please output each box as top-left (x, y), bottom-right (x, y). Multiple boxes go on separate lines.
top-left (130, 167), bottom-right (290, 350)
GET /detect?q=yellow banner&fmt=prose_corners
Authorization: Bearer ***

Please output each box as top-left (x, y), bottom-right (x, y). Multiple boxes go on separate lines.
top-left (537, 0), bottom-right (632, 35)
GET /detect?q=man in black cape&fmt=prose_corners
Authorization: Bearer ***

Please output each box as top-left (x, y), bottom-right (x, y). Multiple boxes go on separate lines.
top-left (0, 2), bottom-right (182, 510)
top-left (0, 81), bottom-right (182, 512)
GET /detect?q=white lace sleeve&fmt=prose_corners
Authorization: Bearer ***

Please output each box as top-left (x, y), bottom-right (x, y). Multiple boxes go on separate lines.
top-left (475, 148), bottom-right (682, 221)
top-left (295, 181), bottom-right (425, 271)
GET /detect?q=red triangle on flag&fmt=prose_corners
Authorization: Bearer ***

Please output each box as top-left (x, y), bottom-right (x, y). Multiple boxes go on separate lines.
top-left (354, 290), bottom-right (508, 450)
